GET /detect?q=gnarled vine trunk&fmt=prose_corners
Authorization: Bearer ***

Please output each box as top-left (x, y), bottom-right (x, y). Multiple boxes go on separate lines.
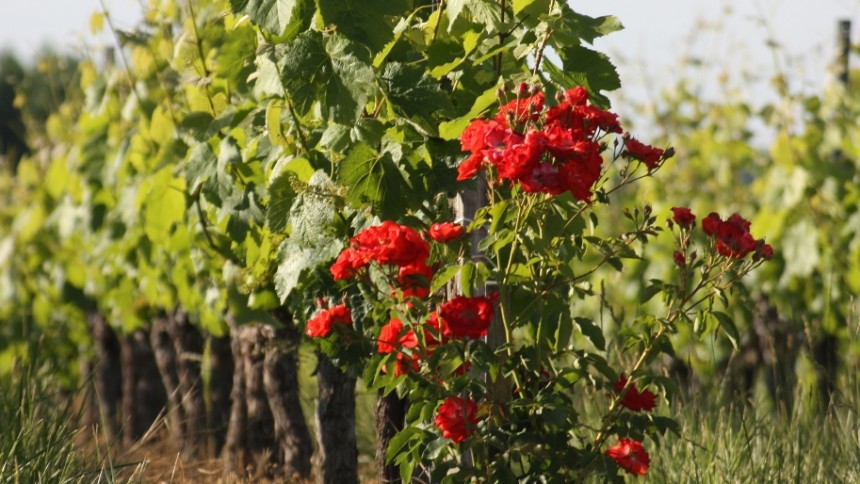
top-left (119, 328), bottom-right (167, 448)
top-left (267, 308), bottom-right (313, 479)
top-left (149, 308), bottom-right (207, 455)
top-left (222, 312), bottom-right (312, 480)
top-left (209, 333), bottom-right (233, 454)
top-left (87, 312), bottom-right (122, 441)
top-left (376, 390), bottom-right (408, 483)
top-left (315, 351), bottom-right (357, 484)
top-left (169, 308), bottom-right (206, 455)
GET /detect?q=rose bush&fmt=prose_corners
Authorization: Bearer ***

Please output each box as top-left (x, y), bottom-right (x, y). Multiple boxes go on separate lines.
top-left (304, 83), bottom-right (773, 480)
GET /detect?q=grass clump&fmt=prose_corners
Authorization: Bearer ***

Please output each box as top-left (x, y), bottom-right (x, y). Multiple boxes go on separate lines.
top-left (0, 360), bottom-right (96, 483)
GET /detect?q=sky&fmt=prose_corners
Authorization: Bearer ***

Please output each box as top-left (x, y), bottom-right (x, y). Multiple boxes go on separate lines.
top-left (1, 0), bottom-right (859, 111)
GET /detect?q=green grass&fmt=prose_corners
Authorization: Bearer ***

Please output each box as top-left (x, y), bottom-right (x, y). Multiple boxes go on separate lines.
top-left (646, 400), bottom-right (860, 483)
top-left (0, 359), bottom-right (109, 483)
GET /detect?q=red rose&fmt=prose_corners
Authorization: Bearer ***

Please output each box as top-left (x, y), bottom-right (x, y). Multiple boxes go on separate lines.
top-left (434, 396), bottom-right (479, 443)
top-left (440, 295), bottom-right (497, 339)
top-left (397, 261), bottom-right (433, 299)
top-left (622, 138), bottom-right (664, 169)
top-left (330, 248), bottom-right (367, 281)
top-left (457, 152), bottom-right (484, 181)
top-left (759, 243), bottom-right (774, 260)
top-left (520, 162), bottom-right (566, 195)
top-left (377, 318), bottom-right (404, 354)
top-left (613, 374), bottom-right (657, 412)
top-left (428, 222), bottom-right (465, 243)
top-left (460, 119), bottom-right (491, 152)
top-left (495, 91), bottom-right (545, 126)
top-left (605, 438), bottom-right (650, 475)
top-left (496, 141), bottom-right (541, 182)
top-left (702, 212), bottom-right (721, 236)
top-left (671, 207), bottom-right (696, 227)
top-left (559, 145), bottom-right (603, 202)
top-left (378, 316), bottom-right (442, 376)
top-left (353, 221), bottom-right (429, 267)
top-left (714, 213), bottom-right (757, 259)
top-left (673, 251), bottom-right (685, 266)
top-left (563, 86), bottom-right (589, 106)
top-left (305, 304), bottom-right (352, 338)
top-left (575, 104), bottom-right (622, 134)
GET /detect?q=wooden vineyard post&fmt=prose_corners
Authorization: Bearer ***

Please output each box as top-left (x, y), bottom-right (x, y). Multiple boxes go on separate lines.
top-left (451, 176), bottom-right (510, 404)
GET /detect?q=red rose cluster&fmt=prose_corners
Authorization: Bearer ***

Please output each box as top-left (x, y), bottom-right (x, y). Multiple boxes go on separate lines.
top-left (434, 396), bottom-right (479, 443)
top-left (701, 212), bottom-right (773, 260)
top-left (375, 295), bottom-right (496, 377)
top-left (457, 85), bottom-right (665, 201)
top-left (330, 221), bottom-right (431, 281)
top-left (305, 304), bottom-right (352, 338)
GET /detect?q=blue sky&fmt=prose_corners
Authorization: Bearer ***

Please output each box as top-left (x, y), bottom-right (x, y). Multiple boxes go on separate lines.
top-left (1, 0), bottom-right (858, 112)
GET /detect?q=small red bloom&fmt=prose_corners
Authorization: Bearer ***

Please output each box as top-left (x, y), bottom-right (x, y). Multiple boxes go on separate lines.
top-left (605, 438), bottom-right (650, 475)
top-left (622, 138), bottom-right (664, 169)
top-left (440, 295), bottom-right (497, 339)
top-left (671, 207), bottom-right (696, 227)
top-left (428, 222), bottom-right (465, 243)
top-left (673, 251), bottom-right (685, 266)
top-left (457, 152), bottom-right (484, 181)
top-left (760, 243), bottom-right (774, 260)
top-left (397, 261), bottom-right (433, 299)
top-left (305, 304), bottom-right (352, 338)
top-left (495, 91), bottom-right (545, 126)
top-left (330, 248), bottom-right (367, 281)
top-left (702, 212), bottom-right (721, 236)
top-left (434, 396), bottom-right (479, 443)
top-left (613, 374), bottom-right (657, 412)
top-left (377, 318), bottom-right (404, 354)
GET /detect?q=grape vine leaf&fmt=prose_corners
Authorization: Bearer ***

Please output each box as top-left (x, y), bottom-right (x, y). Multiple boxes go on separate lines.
top-left (228, 0), bottom-right (312, 37)
top-left (279, 31), bottom-right (375, 124)
top-left (316, 0), bottom-right (410, 53)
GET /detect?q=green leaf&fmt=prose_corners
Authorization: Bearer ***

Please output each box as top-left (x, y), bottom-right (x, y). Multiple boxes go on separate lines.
top-left (266, 172), bottom-right (297, 233)
top-left (555, 315), bottom-right (573, 350)
top-left (185, 142), bottom-right (215, 191)
top-left (386, 427), bottom-right (419, 462)
top-left (273, 175), bottom-right (343, 300)
top-left (317, 0), bottom-right (410, 53)
top-left (324, 34), bottom-right (375, 123)
top-left (279, 31), bottom-right (328, 115)
top-left (338, 143), bottom-right (409, 219)
top-left (574, 317), bottom-right (605, 350)
top-left (229, 0), bottom-right (312, 36)
top-left (544, 45), bottom-right (620, 106)
top-left (561, 11), bottom-right (623, 44)
top-left (431, 264), bottom-right (462, 294)
top-left (640, 281), bottom-right (662, 303)
top-left (273, 241), bottom-right (328, 301)
top-left (141, 167), bottom-right (187, 244)
top-left (512, 0), bottom-right (546, 16)
top-left (279, 31), bottom-right (375, 123)
top-left (438, 84), bottom-right (499, 140)
top-left (379, 62), bottom-right (454, 133)
top-left (179, 111), bottom-right (214, 142)
top-left (711, 311), bottom-right (740, 349)
top-left (456, 0), bottom-right (504, 33)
